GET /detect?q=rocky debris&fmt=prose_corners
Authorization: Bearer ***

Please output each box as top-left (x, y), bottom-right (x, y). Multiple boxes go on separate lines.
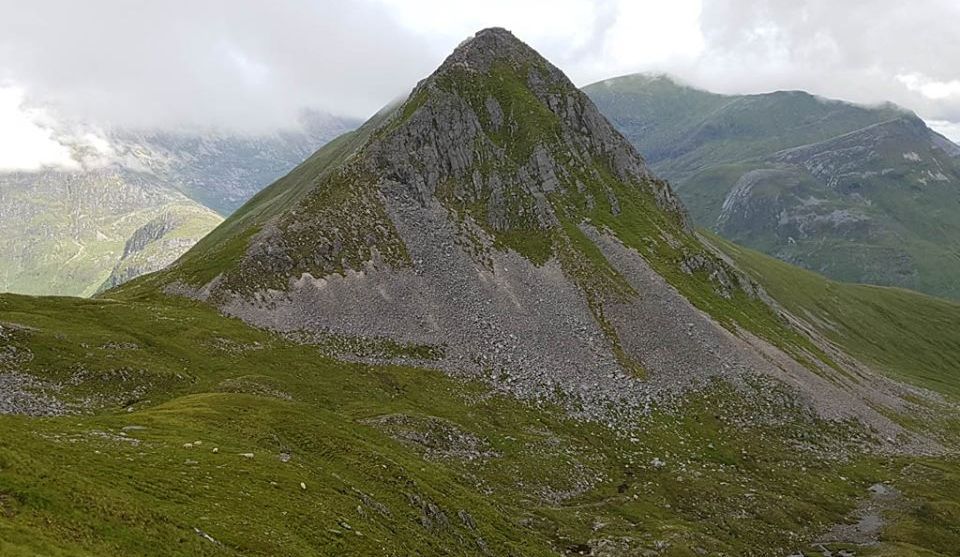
top-left (457, 509), bottom-right (476, 529)
top-left (215, 376), bottom-right (292, 401)
top-left (54, 365), bottom-right (158, 412)
top-left (588, 228), bottom-right (942, 450)
top-left (353, 489), bottom-right (391, 517)
top-left (0, 336), bottom-right (33, 369)
top-left (813, 482), bottom-right (906, 549)
top-left (361, 413), bottom-right (499, 461)
top-left (0, 373), bottom-right (68, 416)
top-left (407, 493), bottom-right (451, 533)
top-left (88, 430), bottom-right (141, 446)
top-left (98, 341), bottom-right (141, 351)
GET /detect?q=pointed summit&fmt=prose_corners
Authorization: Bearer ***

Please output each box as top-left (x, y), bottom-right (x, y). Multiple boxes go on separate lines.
top-left (139, 28), bottom-right (902, 432)
top-left (441, 27), bottom-right (544, 70)
top-left (372, 26), bottom-right (687, 235)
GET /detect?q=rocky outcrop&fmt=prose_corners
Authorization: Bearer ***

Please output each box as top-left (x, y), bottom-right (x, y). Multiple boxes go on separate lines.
top-left (0, 167), bottom-right (205, 296)
top-left (99, 206), bottom-right (221, 292)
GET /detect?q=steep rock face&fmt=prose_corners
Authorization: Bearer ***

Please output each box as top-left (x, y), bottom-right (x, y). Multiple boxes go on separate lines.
top-left (586, 74), bottom-right (960, 300)
top-left (99, 206), bottom-right (222, 292)
top-left (153, 29), bottom-right (933, 442)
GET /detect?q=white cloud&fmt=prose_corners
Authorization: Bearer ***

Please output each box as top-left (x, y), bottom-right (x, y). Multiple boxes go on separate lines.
top-left (0, 0), bottom-right (958, 149)
top-left (0, 86), bottom-right (77, 171)
top-left (690, 0), bottom-right (960, 125)
top-left (897, 73), bottom-right (960, 101)
top-left (929, 120), bottom-right (960, 144)
top-left (371, 0), bottom-right (705, 85)
top-left (595, 0), bottom-right (705, 78)
top-left (0, 0), bottom-right (437, 131)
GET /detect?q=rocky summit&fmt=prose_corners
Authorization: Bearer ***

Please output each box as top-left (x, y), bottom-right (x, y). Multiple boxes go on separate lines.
top-left (148, 29), bottom-right (933, 443)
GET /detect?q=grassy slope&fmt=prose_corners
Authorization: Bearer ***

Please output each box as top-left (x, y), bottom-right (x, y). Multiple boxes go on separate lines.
top-left (710, 233), bottom-right (960, 400)
top-left (33, 67), bottom-right (955, 555)
top-left (0, 284), bottom-right (956, 555)
top-left (144, 109), bottom-right (393, 290)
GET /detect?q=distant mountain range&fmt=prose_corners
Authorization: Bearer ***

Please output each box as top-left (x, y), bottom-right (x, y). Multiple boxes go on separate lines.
top-left (586, 74), bottom-right (960, 300)
top-left (0, 112), bottom-right (358, 296)
top-left (8, 72), bottom-right (960, 302)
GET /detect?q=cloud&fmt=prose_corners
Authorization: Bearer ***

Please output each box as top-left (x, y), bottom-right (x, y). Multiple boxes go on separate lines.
top-left (929, 121), bottom-right (960, 144)
top-left (0, 86), bottom-right (77, 171)
top-left (0, 0), bottom-right (437, 132)
top-left (898, 73), bottom-right (960, 101)
top-left (0, 0), bottom-right (958, 143)
top-left (688, 0), bottom-right (960, 124)
top-left (372, 0), bottom-right (705, 85)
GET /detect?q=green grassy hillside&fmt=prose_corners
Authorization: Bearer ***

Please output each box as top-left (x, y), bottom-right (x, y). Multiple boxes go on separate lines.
top-left (1, 289), bottom-right (959, 556)
top-left (710, 233), bottom-right (960, 400)
top-left (2, 32), bottom-right (959, 557)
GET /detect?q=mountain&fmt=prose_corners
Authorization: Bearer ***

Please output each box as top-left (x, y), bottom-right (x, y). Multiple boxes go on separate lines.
top-left (0, 167), bottom-right (222, 297)
top-left (107, 111), bottom-right (359, 215)
top-left (98, 205), bottom-right (226, 292)
top-left (585, 74), bottom-right (960, 300)
top-left (143, 27), bottom-right (884, 425)
top-left (1, 28), bottom-right (960, 556)
top-left (0, 114), bottom-right (358, 296)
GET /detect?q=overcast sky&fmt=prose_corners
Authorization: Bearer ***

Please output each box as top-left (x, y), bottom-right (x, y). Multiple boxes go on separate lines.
top-left (1, 0), bottom-right (959, 169)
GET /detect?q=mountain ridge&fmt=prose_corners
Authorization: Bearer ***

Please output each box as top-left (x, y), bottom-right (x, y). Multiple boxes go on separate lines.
top-left (585, 73), bottom-right (960, 300)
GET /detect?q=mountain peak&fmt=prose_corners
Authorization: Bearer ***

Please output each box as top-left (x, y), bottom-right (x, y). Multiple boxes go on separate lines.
top-left (441, 27), bottom-right (541, 72)
top-left (153, 28), bottom-right (810, 423)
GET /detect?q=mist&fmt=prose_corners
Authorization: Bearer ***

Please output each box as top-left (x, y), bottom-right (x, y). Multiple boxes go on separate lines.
top-left (0, 0), bottom-right (958, 157)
